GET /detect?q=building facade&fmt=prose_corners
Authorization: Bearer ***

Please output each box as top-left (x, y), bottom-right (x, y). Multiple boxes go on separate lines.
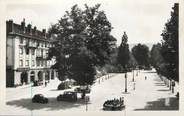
top-left (6, 19), bottom-right (57, 87)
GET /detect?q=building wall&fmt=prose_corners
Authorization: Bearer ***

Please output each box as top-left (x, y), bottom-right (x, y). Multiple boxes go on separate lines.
top-left (14, 71), bottom-right (21, 85)
top-left (6, 20), bottom-right (57, 87)
top-left (6, 36), bottom-right (14, 66)
top-left (13, 36), bottom-right (19, 70)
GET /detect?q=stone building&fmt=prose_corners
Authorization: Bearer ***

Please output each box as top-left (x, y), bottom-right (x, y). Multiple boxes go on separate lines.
top-left (6, 19), bottom-right (57, 87)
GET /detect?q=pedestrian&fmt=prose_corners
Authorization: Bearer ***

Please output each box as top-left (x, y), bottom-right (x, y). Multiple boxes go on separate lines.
top-left (133, 82), bottom-right (136, 90)
top-left (136, 71), bottom-right (138, 76)
top-left (145, 76), bottom-right (147, 80)
top-left (45, 81), bottom-right (47, 87)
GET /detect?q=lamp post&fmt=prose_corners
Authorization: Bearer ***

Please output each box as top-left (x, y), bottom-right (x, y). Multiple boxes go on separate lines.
top-left (125, 72), bottom-right (127, 93)
top-left (124, 65), bottom-right (128, 93)
top-left (85, 95), bottom-right (89, 111)
top-left (132, 66), bottom-right (135, 82)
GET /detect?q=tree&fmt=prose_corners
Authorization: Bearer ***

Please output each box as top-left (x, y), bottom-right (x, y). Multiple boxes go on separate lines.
top-left (48, 4), bottom-right (116, 96)
top-left (150, 43), bottom-right (164, 68)
top-left (132, 44), bottom-right (150, 68)
top-left (160, 3), bottom-right (179, 82)
top-left (128, 52), bottom-right (138, 69)
top-left (117, 32), bottom-right (130, 72)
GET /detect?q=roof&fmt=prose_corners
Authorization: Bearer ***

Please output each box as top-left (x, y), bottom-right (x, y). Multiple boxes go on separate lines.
top-left (6, 20), bottom-right (53, 42)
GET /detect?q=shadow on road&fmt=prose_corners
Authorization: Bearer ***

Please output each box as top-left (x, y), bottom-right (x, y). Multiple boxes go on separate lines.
top-left (6, 97), bottom-right (90, 111)
top-left (154, 82), bottom-right (166, 86)
top-left (157, 89), bottom-right (170, 91)
top-left (134, 97), bottom-right (179, 110)
top-left (141, 71), bottom-right (156, 74)
top-left (50, 89), bottom-right (61, 91)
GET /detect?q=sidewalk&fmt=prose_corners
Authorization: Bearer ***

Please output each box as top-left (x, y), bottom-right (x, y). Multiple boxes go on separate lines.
top-left (124, 70), bottom-right (178, 110)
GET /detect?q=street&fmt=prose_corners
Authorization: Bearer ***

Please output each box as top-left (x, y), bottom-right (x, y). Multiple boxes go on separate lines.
top-left (2, 69), bottom-right (178, 115)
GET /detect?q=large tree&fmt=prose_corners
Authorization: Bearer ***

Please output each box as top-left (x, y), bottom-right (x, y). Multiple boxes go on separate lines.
top-left (117, 32), bottom-right (130, 72)
top-left (48, 4), bottom-right (116, 91)
top-left (150, 43), bottom-right (163, 67)
top-left (132, 44), bottom-right (150, 68)
top-left (160, 3), bottom-right (179, 82)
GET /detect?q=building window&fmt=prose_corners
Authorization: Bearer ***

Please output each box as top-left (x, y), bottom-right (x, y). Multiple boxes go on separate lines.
top-left (20, 38), bottom-right (23, 44)
top-left (19, 47), bottom-right (23, 54)
top-left (46, 50), bottom-right (48, 57)
top-left (45, 61), bottom-right (47, 67)
top-left (25, 39), bottom-right (29, 45)
top-left (19, 60), bottom-right (23, 66)
top-left (41, 49), bottom-right (43, 57)
top-left (41, 60), bottom-right (43, 67)
top-left (32, 49), bottom-right (35, 55)
top-left (32, 60), bottom-right (35, 66)
top-left (36, 49), bottom-right (39, 56)
top-left (26, 48), bottom-right (29, 55)
top-left (25, 60), bottom-right (29, 66)
top-left (36, 60), bottom-right (40, 67)
top-left (37, 42), bottom-right (40, 47)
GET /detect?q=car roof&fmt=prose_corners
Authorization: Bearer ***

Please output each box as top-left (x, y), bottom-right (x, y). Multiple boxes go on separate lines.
top-left (64, 91), bottom-right (75, 93)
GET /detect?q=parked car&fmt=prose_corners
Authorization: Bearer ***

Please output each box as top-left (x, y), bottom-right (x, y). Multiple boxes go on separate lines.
top-left (74, 86), bottom-right (91, 93)
top-left (57, 83), bottom-right (71, 90)
top-left (57, 91), bottom-right (77, 102)
top-left (32, 94), bottom-right (48, 103)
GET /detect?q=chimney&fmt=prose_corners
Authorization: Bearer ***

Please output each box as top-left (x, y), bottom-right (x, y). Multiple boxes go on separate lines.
top-left (7, 19), bottom-right (14, 33)
top-left (27, 24), bottom-right (32, 34)
top-left (33, 26), bottom-right (37, 35)
top-left (21, 18), bottom-right (26, 32)
top-left (42, 29), bottom-right (46, 38)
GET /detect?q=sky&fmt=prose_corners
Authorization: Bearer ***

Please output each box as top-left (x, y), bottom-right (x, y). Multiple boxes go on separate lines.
top-left (6, 0), bottom-right (178, 45)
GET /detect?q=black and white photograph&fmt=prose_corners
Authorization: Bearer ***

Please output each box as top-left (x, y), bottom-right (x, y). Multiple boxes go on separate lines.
top-left (0, 0), bottom-right (183, 116)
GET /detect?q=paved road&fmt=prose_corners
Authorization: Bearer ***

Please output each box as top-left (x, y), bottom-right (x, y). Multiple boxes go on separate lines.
top-left (6, 79), bottom-right (61, 101)
top-left (2, 69), bottom-right (178, 115)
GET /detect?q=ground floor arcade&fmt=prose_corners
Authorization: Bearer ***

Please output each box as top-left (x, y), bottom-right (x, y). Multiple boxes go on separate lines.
top-left (6, 68), bottom-right (58, 87)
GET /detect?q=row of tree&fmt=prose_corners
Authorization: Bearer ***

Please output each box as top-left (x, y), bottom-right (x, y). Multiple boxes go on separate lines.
top-left (150, 3), bottom-right (179, 82)
top-left (116, 3), bottom-right (179, 84)
top-left (116, 35), bottom-right (150, 72)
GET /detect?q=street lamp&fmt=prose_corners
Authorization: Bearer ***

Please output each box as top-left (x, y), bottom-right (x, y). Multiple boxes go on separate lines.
top-left (85, 96), bottom-right (89, 111)
top-left (132, 65), bottom-right (135, 82)
top-left (125, 73), bottom-right (127, 93)
top-left (124, 65), bottom-right (128, 93)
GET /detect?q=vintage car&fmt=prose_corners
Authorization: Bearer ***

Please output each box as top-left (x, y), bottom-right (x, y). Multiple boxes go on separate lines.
top-left (74, 86), bottom-right (91, 93)
top-left (32, 94), bottom-right (48, 104)
top-left (103, 98), bottom-right (125, 111)
top-left (57, 91), bottom-right (77, 102)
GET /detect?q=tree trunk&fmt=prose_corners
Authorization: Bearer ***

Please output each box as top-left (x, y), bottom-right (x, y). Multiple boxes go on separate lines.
top-left (81, 91), bottom-right (86, 99)
top-left (169, 79), bottom-right (172, 90)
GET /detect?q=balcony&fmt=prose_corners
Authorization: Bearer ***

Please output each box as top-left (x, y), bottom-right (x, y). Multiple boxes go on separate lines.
top-left (25, 42), bottom-right (38, 49)
top-left (36, 55), bottom-right (48, 60)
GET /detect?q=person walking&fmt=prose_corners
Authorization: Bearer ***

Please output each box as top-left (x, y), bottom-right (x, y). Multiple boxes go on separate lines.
top-left (45, 81), bottom-right (47, 87)
top-left (145, 76), bottom-right (147, 80)
top-left (133, 82), bottom-right (136, 90)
